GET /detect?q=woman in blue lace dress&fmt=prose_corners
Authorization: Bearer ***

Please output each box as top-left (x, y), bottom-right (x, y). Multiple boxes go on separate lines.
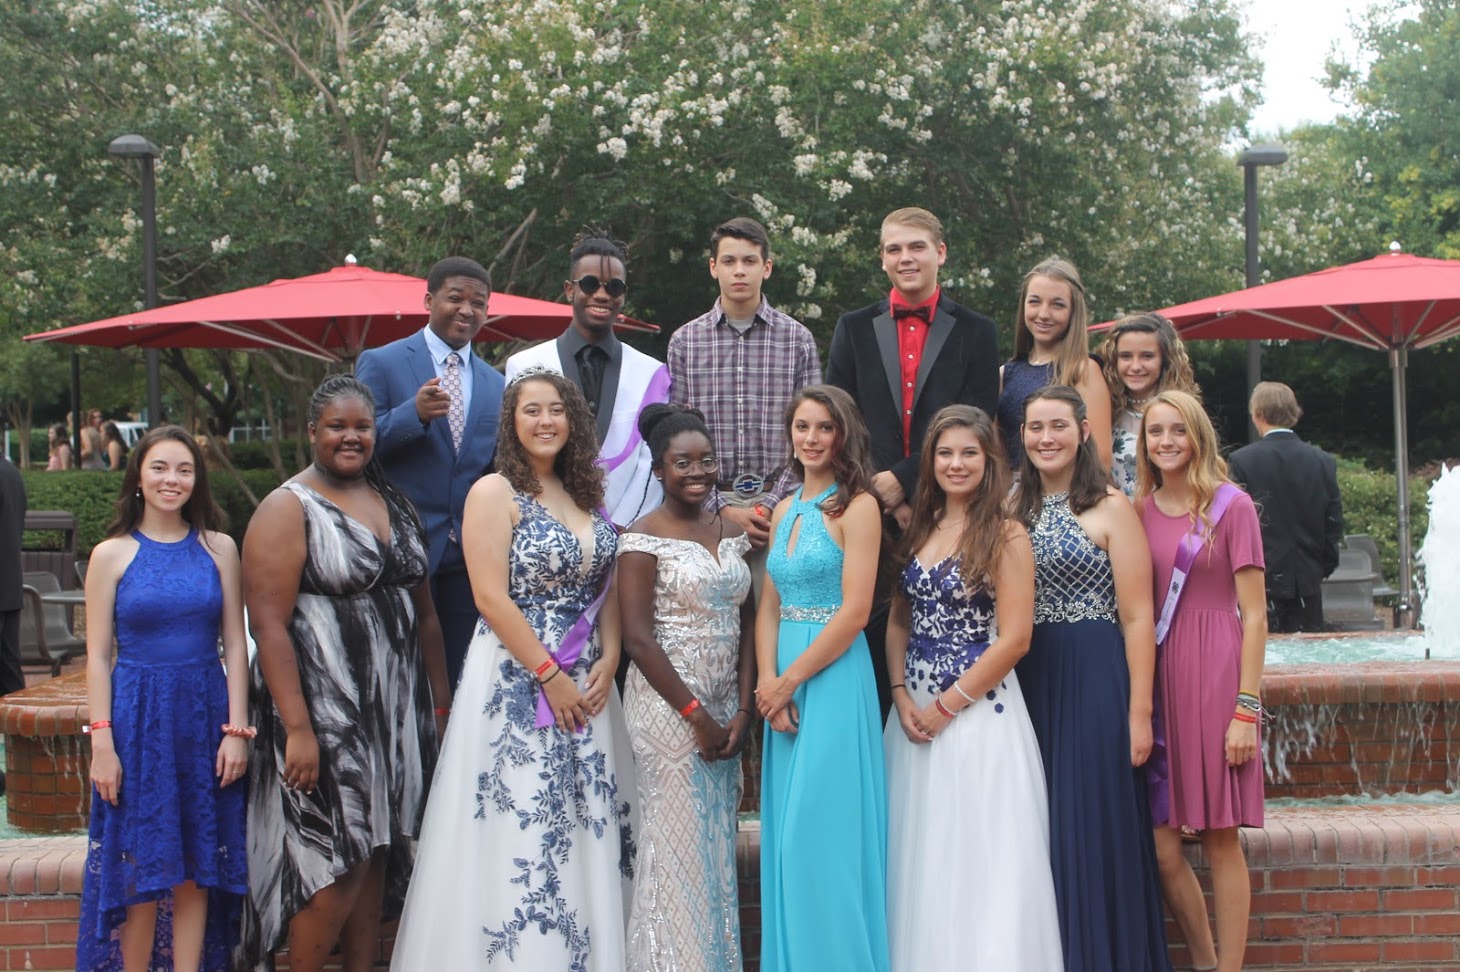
top-left (391, 368), bottom-right (635, 970)
top-left (996, 258), bottom-right (1111, 471)
top-left (883, 406), bottom-right (1062, 971)
top-left (79, 426), bottom-right (249, 972)
top-left (1012, 385), bottom-right (1170, 972)
top-left (756, 384), bottom-right (888, 972)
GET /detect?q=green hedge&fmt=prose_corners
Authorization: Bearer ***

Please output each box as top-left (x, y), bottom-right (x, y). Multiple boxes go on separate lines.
top-left (1335, 459), bottom-right (1431, 589)
top-left (20, 468), bottom-right (284, 557)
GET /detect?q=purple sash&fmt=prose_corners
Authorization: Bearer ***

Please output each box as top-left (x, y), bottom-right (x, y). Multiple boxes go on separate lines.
top-left (598, 365), bottom-right (671, 473)
top-left (1153, 482), bottom-right (1242, 645)
top-left (534, 579), bottom-right (611, 730)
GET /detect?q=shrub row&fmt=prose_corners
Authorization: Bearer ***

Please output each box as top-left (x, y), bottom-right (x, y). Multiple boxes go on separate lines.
top-left (1334, 459), bottom-right (1431, 589)
top-left (20, 468), bottom-right (284, 557)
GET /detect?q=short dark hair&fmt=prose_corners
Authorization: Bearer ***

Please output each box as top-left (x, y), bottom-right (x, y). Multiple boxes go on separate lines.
top-left (710, 217), bottom-right (770, 261)
top-left (568, 228), bottom-right (629, 277)
top-left (426, 256), bottom-right (491, 294)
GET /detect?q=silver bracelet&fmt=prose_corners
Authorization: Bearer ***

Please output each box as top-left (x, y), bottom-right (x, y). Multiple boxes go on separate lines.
top-left (951, 681), bottom-right (977, 706)
top-left (1235, 694), bottom-right (1261, 713)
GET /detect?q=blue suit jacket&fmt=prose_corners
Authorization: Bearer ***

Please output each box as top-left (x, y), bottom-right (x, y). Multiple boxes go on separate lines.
top-left (356, 331), bottom-right (505, 573)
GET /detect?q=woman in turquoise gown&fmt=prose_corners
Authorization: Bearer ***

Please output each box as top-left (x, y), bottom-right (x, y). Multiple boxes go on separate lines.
top-left (756, 385), bottom-right (889, 972)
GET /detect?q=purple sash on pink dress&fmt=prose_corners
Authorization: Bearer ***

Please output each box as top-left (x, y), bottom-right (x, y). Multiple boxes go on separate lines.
top-left (1147, 481), bottom-right (1243, 825)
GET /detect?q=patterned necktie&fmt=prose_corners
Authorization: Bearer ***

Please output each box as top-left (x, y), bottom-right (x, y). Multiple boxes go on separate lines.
top-left (443, 352), bottom-right (465, 453)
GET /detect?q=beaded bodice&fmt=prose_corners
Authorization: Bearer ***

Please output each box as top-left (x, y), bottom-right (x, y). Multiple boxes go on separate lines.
top-left (766, 484), bottom-right (843, 617)
top-left (1030, 492), bottom-right (1117, 624)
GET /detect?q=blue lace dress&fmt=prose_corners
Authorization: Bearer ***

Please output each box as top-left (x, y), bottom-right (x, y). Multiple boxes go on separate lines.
top-left (760, 485), bottom-right (888, 972)
top-left (884, 555), bottom-right (1062, 971)
top-left (1014, 493), bottom-right (1171, 972)
top-left (390, 494), bottom-right (636, 971)
top-left (77, 529), bottom-right (247, 972)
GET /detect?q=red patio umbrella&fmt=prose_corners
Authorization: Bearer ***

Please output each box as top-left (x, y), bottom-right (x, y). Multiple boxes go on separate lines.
top-left (24, 259), bottom-right (655, 362)
top-left (1094, 244), bottom-right (1460, 625)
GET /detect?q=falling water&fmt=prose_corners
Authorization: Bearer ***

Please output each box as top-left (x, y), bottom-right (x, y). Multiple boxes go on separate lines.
top-left (1418, 464), bottom-right (1460, 658)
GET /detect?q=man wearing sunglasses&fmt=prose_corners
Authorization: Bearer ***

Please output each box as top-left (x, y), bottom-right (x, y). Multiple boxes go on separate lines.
top-left (505, 230), bottom-right (668, 527)
top-left (667, 217), bottom-right (820, 570)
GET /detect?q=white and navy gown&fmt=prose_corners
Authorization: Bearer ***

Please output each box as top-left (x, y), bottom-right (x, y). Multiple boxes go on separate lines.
top-left (390, 494), bottom-right (636, 971)
top-left (884, 554), bottom-right (1063, 971)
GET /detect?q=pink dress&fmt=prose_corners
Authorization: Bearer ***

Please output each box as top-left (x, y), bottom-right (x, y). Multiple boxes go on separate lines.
top-left (1141, 490), bottom-right (1265, 829)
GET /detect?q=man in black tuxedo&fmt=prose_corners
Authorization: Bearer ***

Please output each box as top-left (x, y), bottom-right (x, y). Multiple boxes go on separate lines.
top-left (826, 207), bottom-right (1001, 712)
top-left (0, 457), bottom-right (25, 698)
top-left (1227, 382), bottom-right (1343, 633)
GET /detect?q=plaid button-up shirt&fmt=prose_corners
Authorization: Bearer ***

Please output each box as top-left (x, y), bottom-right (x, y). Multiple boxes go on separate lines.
top-left (667, 297), bottom-right (821, 509)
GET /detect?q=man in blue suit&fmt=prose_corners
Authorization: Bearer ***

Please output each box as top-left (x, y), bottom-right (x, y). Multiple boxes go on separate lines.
top-left (356, 256), bottom-right (505, 690)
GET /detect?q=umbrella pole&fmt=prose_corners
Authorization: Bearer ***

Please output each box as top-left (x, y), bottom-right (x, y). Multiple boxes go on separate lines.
top-left (1391, 346), bottom-right (1415, 630)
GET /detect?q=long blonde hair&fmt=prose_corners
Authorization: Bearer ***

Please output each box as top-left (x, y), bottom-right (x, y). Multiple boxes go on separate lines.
top-left (1012, 257), bottom-right (1090, 388)
top-left (1136, 389), bottom-right (1230, 542)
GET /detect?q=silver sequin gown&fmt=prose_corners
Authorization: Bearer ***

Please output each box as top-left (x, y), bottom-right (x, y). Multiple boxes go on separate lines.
top-left (620, 531), bottom-right (752, 972)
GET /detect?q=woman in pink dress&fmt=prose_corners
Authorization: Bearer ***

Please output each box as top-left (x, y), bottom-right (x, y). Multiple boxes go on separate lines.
top-left (1136, 390), bottom-right (1266, 972)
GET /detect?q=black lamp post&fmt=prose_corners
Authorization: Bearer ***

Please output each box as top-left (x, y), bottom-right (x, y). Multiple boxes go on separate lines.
top-left (107, 134), bottom-right (164, 428)
top-left (1238, 142), bottom-right (1288, 440)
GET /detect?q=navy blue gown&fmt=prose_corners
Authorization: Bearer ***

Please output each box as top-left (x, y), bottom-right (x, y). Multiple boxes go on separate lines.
top-left (77, 529), bottom-right (247, 971)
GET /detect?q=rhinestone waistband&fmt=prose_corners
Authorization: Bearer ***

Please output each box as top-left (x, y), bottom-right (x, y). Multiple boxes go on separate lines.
top-left (780, 605), bottom-right (836, 623)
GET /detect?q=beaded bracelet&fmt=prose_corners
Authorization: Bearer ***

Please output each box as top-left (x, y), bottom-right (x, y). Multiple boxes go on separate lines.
top-left (951, 681), bottom-right (977, 705)
top-left (933, 697), bottom-right (956, 719)
top-left (221, 724), bottom-right (258, 739)
top-left (82, 720), bottom-right (113, 734)
top-left (679, 698), bottom-right (702, 718)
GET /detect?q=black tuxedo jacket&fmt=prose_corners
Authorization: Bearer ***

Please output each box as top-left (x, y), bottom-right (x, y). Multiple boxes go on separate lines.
top-left (1227, 430), bottom-right (1343, 600)
top-left (826, 294), bottom-right (1000, 499)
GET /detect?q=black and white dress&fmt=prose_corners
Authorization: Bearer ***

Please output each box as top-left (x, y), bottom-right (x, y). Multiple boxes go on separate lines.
top-left (239, 482), bottom-right (438, 969)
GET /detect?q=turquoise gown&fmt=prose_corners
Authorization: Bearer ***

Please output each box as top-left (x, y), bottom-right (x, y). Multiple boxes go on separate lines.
top-left (760, 484), bottom-right (889, 972)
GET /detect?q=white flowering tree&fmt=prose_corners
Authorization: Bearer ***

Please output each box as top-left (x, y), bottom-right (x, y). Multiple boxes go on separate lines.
top-left (4, 0), bottom-right (1268, 452)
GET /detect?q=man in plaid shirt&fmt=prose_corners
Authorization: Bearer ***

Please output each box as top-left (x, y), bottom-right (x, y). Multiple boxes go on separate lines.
top-left (667, 217), bottom-right (821, 555)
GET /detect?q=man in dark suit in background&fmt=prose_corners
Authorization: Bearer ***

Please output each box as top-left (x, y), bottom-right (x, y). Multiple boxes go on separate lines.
top-left (826, 207), bottom-right (1002, 711)
top-left (0, 456), bottom-right (26, 699)
top-left (1228, 381), bottom-right (1343, 633)
top-left (356, 256), bottom-right (506, 690)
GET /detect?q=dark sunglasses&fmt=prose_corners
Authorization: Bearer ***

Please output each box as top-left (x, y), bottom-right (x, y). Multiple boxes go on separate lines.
top-left (569, 274), bottom-right (628, 298)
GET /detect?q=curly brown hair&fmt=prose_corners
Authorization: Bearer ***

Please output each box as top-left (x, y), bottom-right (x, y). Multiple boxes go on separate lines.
top-left (495, 368), bottom-right (605, 512)
top-left (898, 406), bottom-right (1010, 589)
top-left (1098, 312), bottom-right (1201, 414)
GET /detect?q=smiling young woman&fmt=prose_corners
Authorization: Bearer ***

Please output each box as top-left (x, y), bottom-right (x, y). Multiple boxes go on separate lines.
top-left (1098, 313), bottom-right (1201, 497)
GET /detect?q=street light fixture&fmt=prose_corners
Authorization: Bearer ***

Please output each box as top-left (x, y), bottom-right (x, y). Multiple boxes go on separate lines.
top-left (107, 134), bottom-right (164, 429)
top-left (1238, 142), bottom-right (1288, 441)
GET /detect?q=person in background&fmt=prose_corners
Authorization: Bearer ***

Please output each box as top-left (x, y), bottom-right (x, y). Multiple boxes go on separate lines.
top-left (1013, 385), bottom-right (1170, 972)
top-left (77, 427), bottom-right (249, 971)
top-left (757, 385), bottom-right (888, 972)
top-left (1098, 312), bottom-right (1202, 497)
top-left (103, 421), bottom-right (129, 472)
top-left (618, 403), bottom-right (756, 971)
top-left (48, 422), bottom-right (75, 470)
top-left (668, 216), bottom-right (820, 566)
top-left (506, 229), bottom-right (668, 528)
top-left (356, 256), bottom-right (505, 691)
top-left (81, 408), bottom-right (107, 470)
top-left (1138, 390), bottom-right (1267, 972)
top-left (996, 258), bottom-right (1111, 472)
top-left (883, 405), bottom-right (1061, 971)
top-left (241, 376), bottom-right (448, 972)
top-left (1226, 381), bottom-right (1342, 634)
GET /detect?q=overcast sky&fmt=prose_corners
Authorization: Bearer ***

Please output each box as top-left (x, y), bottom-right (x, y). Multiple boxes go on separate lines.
top-left (1245, 0), bottom-right (1401, 133)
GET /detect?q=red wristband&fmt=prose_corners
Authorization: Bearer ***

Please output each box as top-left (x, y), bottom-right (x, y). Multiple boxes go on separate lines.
top-left (1232, 710), bottom-right (1257, 724)
top-left (933, 697), bottom-right (956, 719)
top-left (433, 707), bottom-right (450, 717)
top-left (679, 698), bottom-right (701, 718)
top-left (83, 720), bottom-right (113, 734)
top-left (533, 658), bottom-right (557, 679)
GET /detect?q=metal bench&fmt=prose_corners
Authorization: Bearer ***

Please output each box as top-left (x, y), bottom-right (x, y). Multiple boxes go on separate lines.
top-left (18, 570), bottom-right (87, 677)
top-left (1320, 547), bottom-right (1384, 630)
top-left (1343, 534), bottom-right (1399, 598)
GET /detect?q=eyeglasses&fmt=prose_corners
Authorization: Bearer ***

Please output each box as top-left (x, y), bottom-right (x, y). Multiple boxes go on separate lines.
top-left (569, 275), bottom-right (628, 298)
top-left (669, 457), bottom-right (719, 474)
